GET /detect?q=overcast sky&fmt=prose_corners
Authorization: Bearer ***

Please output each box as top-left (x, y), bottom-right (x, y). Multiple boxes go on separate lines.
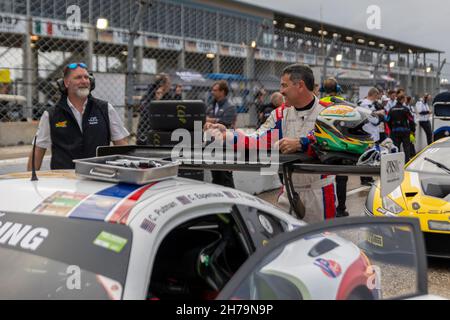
top-left (240, 0), bottom-right (450, 77)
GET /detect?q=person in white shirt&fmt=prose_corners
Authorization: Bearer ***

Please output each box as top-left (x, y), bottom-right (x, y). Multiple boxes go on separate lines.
top-left (359, 87), bottom-right (385, 186)
top-left (385, 89), bottom-right (397, 113)
top-left (415, 93), bottom-right (433, 145)
top-left (359, 88), bottom-right (385, 142)
top-left (405, 96), bottom-right (417, 156)
top-left (379, 95), bottom-right (390, 141)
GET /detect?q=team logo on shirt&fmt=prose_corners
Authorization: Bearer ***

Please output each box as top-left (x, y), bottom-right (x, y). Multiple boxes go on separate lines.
top-left (88, 116), bottom-right (98, 125)
top-left (55, 121), bottom-right (67, 128)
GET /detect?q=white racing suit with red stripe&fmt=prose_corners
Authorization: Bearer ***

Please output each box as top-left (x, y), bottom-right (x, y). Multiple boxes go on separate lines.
top-left (235, 97), bottom-right (336, 223)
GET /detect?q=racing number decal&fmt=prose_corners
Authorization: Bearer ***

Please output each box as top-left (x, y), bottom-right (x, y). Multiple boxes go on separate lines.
top-left (365, 232), bottom-right (384, 247)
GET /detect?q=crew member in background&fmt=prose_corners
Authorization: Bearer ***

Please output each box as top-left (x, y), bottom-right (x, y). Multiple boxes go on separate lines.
top-left (387, 93), bottom-right (416, 162)
top-left (136, 73), bottom-right (173, 145)
top-left (319, 78), bottom-right (348, 218)
top-left (258, 92), bottom-right (284, 126)
top-left (205, 80), bottom-right (237, 188)
top-left (385, 89), bottom-right (397, 113)
top-left (405, 96), bottom-right (417, 156)
top-left (415, 93), bottom-right (433, 145)
top-left (359, 87), bottom-right (385, 185)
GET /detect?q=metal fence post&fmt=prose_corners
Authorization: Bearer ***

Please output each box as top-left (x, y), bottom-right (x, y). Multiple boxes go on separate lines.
top-left (373, 47), bottom-right (386, 87)
top-left (24, 0), bottom-right (33, 120)
top-left (85, 0), bottom-right (94, 70)
top-left (407, 53), bottom-right (412, 95)
top-left (179, 4), bottom-right (186, 70)
top-left (414, 54), bottom-right (419, 97)
top-left (322, 37), bottom-right (337, 85)
top-left (436, 55), bottom-right (446, 96)
top-left (86, 28), bottom-right (94, 70)
top-left (126, 0), bottom-right (149, 135)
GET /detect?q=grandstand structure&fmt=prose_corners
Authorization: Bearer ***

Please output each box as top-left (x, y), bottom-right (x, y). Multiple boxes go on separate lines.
top-left (0, 0), bottom-right (444, 124)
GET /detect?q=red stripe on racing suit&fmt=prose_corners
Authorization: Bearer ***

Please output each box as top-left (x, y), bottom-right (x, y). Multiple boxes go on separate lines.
top-left (232, 103), bottom-right (285, 150)
top-left (321, 175), bottom-right (337, 220)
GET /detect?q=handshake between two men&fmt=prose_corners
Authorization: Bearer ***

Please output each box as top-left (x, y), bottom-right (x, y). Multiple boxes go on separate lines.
top-left (203, 122), bottom-right (301, 154)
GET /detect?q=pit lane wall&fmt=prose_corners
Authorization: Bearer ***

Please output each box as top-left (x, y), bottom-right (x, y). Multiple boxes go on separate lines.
top-left (0, 118), bottom-right (279, 195)
top-left (0, 112), bottom-right (252, 147)
top-left (0, 122), bottom-right (38, 146)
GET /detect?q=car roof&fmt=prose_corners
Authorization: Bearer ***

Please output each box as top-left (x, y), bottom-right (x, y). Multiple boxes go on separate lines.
top-left (0, 170), bottom-right (296, 230)
top-left (0, 170), bottom-right (204, 223)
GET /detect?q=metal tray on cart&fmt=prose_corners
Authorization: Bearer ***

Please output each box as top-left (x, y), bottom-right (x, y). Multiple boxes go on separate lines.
top-left (73, 155), bottom-right (179, 184)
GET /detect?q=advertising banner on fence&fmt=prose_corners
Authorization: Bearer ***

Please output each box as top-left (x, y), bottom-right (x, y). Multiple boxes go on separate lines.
top-left (33, 17), bottom-right (89, 40)
top-left (0, 13), bottom-right (27, 34)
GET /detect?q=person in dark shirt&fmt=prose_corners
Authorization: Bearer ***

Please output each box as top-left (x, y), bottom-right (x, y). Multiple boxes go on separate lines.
top-left (258, 92), bottom-right (284, 126)
top-left (387, 94), bottom-right (416, 162)
top-left (27, 63), bottom-right (129, 170)
top-left (173, 84), bottom-right (183, 100)
top-left (205, 80), bottom-right (236, 188)
top-left (206, 80), bottom-right (236, 128)
top-left (136, 73), bottom-right (173, 145)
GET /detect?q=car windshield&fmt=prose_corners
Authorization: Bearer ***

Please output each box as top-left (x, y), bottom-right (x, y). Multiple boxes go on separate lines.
top-left (0, 212), bottom-right (132, 300)
top-left (434, 105), bottom-right (450, 117)
top-left (406, 146), bottom-right (450, 174)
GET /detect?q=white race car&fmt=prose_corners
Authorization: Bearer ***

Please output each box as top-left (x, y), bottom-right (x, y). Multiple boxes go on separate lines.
top-left (0, 168), bottom-right (435, 300)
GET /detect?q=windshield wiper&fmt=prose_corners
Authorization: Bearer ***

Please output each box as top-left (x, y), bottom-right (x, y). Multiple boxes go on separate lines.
top-left (424, 157), bottom-right (450, 174)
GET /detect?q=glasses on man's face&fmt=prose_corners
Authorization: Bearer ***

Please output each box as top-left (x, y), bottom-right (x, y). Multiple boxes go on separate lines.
top-left (67, 62), bottom-right (88, 69)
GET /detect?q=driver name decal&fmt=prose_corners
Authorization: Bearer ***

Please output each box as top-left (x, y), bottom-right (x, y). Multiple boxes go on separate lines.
top-left (0, 221), bottom-right (48, 251)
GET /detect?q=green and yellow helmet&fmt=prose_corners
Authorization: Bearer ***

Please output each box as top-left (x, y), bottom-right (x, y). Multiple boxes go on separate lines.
top-left (314, 104), bottom-right (375, 155)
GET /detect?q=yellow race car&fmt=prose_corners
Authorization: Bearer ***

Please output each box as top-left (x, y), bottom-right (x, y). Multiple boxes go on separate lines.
top-left (365, 137), bottom-right (450, 258)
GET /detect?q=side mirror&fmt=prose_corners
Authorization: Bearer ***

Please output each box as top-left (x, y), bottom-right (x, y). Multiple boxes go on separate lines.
top-left (218, 217), bottom-right (428, 300)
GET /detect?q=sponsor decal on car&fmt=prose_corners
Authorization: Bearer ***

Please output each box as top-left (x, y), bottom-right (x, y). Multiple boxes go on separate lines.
top-left (365, 232), bottom-right (384, 247)
top-left (314, 258), bottom-right (342, 278)
top-left (30, 183), bottom-right (156, 223)
top-left (32, 191), bottom-right (89, 216)
top-left (93, 231), bottom-right (128, 253)
top-left (107, 183), bottom-right (157, 224)
top-left (0, 220), bottom-right (48, 251)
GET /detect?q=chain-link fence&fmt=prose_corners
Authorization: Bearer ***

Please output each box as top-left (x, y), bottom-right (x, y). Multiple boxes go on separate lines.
top-left (0, 0), bottom-right (442, 146)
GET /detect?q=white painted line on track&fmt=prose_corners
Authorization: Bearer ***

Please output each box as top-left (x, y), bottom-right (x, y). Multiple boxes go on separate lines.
top-left (346, 186), bottom-right (371, 196)
top-left (0, 156), bottom-right (51, 166)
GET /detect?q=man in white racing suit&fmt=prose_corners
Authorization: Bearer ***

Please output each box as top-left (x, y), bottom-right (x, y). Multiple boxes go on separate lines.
top-left (206, 64), bottom-right (336, 223)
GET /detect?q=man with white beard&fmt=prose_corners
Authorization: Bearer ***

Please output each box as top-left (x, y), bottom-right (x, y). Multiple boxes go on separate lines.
top-left (27, 62), bottom-right (129, 170)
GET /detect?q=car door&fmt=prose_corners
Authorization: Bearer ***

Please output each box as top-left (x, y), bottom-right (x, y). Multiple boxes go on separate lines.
top-left (217, 217), bottom-right (431, 300)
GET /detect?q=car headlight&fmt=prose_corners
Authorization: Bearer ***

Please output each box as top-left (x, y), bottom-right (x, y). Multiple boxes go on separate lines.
top-left (428, 221), bottom-right (450, 231)
top-left (381, 196), bottom-right (404, 214)
top-left (365, 186), bottom-right (376, 214)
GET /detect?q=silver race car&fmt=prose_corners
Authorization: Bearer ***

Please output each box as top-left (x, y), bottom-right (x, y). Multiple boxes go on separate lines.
top-left (0, 158), bottom-right (438, 300)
